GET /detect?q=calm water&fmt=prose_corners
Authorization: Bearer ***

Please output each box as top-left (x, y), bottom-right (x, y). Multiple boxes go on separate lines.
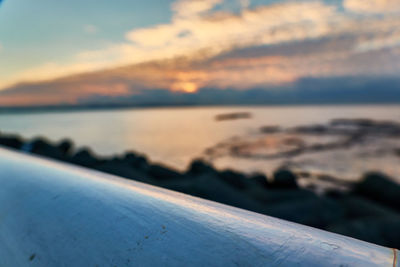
top-left (1, 105), bottom-right (400, 182)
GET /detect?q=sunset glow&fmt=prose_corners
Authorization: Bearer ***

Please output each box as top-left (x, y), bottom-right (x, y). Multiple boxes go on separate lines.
top-left (171, 82), bottom-right (199, 93)
top-left (0, 0), bottom-right (400, 106)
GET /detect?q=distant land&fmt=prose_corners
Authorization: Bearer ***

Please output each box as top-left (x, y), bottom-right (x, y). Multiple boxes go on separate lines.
top-left (1, 76), bottom-right (400, 113)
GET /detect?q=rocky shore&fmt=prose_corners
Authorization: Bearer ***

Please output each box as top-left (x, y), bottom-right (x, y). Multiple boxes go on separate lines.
top-left (1, 133), bottom-right (399, 249)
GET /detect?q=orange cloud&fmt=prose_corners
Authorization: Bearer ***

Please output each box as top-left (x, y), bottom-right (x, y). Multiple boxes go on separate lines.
top-left (3, 35), bottom-right (400, 106)
top-left (2, 0), bottom-right (400, 106)
top-left (344, 0), bottom-right (400, 14)
top-left (1, 0), bottom-right (340, 90)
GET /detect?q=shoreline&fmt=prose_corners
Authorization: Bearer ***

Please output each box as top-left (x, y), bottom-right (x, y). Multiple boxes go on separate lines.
top-left (1, 133), bottom-right (399, 249)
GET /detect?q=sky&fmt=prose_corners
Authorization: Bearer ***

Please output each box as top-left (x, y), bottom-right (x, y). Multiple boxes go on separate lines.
top-left (0, 0), bottom-right (400, 106)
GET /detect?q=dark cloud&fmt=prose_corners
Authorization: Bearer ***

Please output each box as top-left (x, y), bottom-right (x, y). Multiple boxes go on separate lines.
top-left (2, 1), bottom-right (400, 107)
top-left (211, 35), bottom-right (357, 61)
top-left (2, 38), bottom-right (400, 107)
top-left (78, 76), bottom-right (400, 106)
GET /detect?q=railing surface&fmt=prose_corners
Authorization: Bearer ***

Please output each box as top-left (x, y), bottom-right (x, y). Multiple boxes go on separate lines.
top-left (0, 147), bottom-right (397, 266)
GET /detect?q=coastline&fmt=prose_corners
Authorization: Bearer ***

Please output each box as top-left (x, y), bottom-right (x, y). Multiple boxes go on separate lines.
top-left (1, 133), bottom-right (399, 249)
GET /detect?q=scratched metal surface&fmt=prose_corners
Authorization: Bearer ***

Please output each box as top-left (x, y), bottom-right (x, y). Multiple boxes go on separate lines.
top-left (0, 147), bottom-right (396, 266)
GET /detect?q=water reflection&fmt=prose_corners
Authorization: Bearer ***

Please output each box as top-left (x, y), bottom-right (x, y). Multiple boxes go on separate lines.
top-left (0, 106), bottom-right (399, 181)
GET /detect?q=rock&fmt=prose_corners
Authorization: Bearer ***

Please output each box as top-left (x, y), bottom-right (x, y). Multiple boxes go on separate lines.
top-left (70, 148), bottom-right (100, 167)
top-left (290, 124), bottom-right (328, 135)
top-left (120, 152), bottom-right (150, 170)
top-left (271, 169), bottom-right (298, 189)
top-left (215, 112), bottom-right (251, 121)
top-left (297, 171), bottom-right (311, 178)
top-left (264, 197), bottom-right (345, 229)
top-left (122, 152), bottom-right (138, 164)
top-left (259, 126), bottom-right (281, 134)
top-left (57, 139), bottom-right (73, 156)
top-left (352, 172), bottom-right (400, 212)
top-left (28, 138), bottom-right (66, 160)
top-left (325, 190), bottom-right (345, 199)
top-left (247, 188), bottom-right (316, 205)
top-left (0, 135), bottom-right (23, 149)
top-left (147, 164), bottom-right (183, 180)
top-left (330, 118), bottom-right (375, 127)
top-left (218, 169), bottom-right (252, 190)
top-left (187, 159), bottom-right (216, 175)
top-left (338, 196), bottom-right (400, 220)
top-left (131, 155), bottom-right (149, 170)
top-left (249, 173), bottom-right (269, 188)
top-left (96, 159), bottom-right (155, 185)
top-left (327, 217), bottom-right (400, 249)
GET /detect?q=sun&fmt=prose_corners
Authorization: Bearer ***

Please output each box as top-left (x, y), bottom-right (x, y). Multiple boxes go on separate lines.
top-left (171, 82), bottom-right (199, 93)
top-left (181, 82), bottom-right (198, 93)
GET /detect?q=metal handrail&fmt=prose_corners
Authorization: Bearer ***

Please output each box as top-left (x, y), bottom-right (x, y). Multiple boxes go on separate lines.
top-left (0, 147), bottom-right (397, 266)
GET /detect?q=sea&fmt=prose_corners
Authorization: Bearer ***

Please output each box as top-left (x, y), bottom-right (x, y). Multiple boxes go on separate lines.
top-left (1, 105), bottom-right (400, 186)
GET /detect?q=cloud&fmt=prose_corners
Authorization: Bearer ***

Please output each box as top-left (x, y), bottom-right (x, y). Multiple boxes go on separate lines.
top-left (344, 0), bottom-right (400, 14)
top-left (125, 1), bottom-right (339, 55)
top-left (3, 0), bottom-right (340, 89)
top-left (355, 30), bottom-right (400, 53)
top-left (5, 3), bottom-right (397, 91)
top-left (0, 60), bottom-right (114, 90)
top-left (2, 0), bottom-right (400, 106)
top-left (3, 34), bottom-right (400, 106)
top-left (172, 0), bottom-right (223, 18)
top-left (0, 75), bottom-right (132, 106)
